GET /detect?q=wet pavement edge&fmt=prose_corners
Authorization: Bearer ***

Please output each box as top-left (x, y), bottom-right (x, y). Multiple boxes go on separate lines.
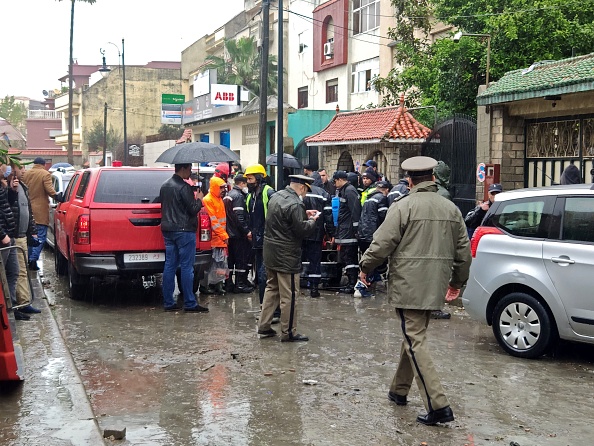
top-left (0, 271), bottom-right (105, 446)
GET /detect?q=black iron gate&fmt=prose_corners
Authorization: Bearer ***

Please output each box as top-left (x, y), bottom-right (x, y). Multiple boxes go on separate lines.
top-left (422, 115), bottom-right (477, 216)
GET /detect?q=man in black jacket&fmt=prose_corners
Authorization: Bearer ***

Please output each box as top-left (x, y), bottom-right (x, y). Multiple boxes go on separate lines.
top-left (8, 162), bottom-right (40, 315)
top-left (159, 163), bottom-right (208, 313)
top-left (223, 173), bottom-right (253, 293)
top-left (464, 183), bottom-right (503, 238)
top-left (257, 175), bottom-right (318, 342)
top-left (0, 163), bottom-right (22, 320)
top-left (333, 170), bottom-right (361, 294)
top-left (302, 172), bottom-right (335, 298)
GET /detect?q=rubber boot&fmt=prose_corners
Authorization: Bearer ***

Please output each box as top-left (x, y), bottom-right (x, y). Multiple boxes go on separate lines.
top-left (214, 281), bottom-right (226, 295)
top-left (235, 272), bottom-right (254, 293)
top-left (310, 283), bottom-right (320, 298)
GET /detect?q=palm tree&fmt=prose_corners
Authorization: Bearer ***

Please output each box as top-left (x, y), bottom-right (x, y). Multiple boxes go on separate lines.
top-left (59, 0), bottom-right (97, 164)
top-left (203, 36), bottom-right (278, 97)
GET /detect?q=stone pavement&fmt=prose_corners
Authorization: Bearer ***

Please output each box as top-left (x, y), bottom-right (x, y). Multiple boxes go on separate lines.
top-left (0, 271), bottom-right (105, 446)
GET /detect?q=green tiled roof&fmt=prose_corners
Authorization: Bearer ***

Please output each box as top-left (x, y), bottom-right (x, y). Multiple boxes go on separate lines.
top-left (477, 52), bottom-right (594, 106)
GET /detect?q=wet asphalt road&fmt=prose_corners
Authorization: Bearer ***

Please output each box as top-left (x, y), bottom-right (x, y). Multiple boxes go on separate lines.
top-left (4, 249), bottom-right (594, 445)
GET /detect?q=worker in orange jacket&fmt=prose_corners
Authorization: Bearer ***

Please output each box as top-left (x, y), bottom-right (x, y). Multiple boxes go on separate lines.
top-left (200, 176), bottom-right (230, 295)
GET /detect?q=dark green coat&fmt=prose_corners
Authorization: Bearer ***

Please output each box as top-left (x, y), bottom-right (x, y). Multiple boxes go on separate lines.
top-left (359, 182), bottom-right (471, 310)
top-left (263, 187), bottom-right (316, 274)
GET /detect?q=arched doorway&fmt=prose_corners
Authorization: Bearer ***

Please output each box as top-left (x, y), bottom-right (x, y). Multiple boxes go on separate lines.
top-left (337, 151), bottom-right (354, 172)
top-left (366, 150), bottom-right (388, 177)
top-left (422, 115), bottom-right (477, 216)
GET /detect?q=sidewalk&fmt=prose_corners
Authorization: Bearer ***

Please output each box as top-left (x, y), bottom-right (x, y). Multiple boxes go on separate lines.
top-left (0, 271), bottom-right (104, 446)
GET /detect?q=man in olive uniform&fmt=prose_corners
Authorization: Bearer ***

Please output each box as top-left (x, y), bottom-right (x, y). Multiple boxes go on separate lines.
top-left (359, 156), bottom-right (471, 425)
top-left (257, 175), bottom-right (319, 342)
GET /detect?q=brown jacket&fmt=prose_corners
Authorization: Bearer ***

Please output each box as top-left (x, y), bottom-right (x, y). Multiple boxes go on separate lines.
top-left (23, 164), bottom-right (58, 226)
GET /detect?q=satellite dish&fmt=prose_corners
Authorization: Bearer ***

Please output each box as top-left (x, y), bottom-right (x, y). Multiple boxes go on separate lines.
top-left (42, 90), bottom-right (49, 97)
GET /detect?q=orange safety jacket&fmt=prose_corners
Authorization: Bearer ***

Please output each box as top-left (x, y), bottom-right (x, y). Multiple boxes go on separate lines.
top-left (203, 177), bottom-right (229, 248)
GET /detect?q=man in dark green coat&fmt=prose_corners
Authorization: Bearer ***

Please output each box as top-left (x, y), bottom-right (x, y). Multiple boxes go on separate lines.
top-left (359, 156), bottom-right (471, 426)
top-left (258, 175), bottom-right (319, 342)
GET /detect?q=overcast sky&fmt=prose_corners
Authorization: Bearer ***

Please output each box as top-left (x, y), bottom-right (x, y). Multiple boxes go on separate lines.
top-left (2, 0), bottom-right (244, 101)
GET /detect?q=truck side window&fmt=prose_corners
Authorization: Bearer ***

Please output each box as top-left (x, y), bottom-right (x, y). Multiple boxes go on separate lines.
top-left (64, 174), bottom-right (79, 201)
top-left (76, 171), bottom-right (91, 199)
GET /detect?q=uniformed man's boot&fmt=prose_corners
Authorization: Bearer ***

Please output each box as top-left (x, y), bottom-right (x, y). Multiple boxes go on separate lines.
top-left (214, 282), bottom-right (226, 295)
top-left (234, 272), bottom-right (254, 293)
top-left (310, 283), bottom-right (320, 298)
top-left (225, 277), bottom-right (235, 293)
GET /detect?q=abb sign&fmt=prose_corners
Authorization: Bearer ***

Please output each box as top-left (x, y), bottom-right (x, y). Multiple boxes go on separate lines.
top-left (211, 84), bottom-right (240, 106)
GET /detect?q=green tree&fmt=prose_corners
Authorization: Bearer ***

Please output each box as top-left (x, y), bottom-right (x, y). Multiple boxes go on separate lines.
top-left (157, 124), bottom-right (183, 141)
top-left (373, 0), bottom-right (594, 118)
top-left (84, 119), bottom-right (121, 156)
top-left (202, 36), bottom-right (278, 96)
top-left (0, 96), bottom-right (27, 136)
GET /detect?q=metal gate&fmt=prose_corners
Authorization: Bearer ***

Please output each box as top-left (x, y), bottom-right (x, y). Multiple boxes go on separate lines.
top-left (525, 115), bottom-right (594, 187)
top-left (422, 115), bottom-right (477, 216)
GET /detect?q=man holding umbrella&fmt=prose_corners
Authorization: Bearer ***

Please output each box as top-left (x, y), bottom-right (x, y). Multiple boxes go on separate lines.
top-left (257, 175), bottom-right (319, 342)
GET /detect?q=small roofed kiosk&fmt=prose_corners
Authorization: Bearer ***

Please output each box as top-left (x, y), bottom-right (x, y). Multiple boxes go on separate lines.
top-left (305, 94), bottom-right (432, 181)
top-left (476, 52), bottom-right (594, 194)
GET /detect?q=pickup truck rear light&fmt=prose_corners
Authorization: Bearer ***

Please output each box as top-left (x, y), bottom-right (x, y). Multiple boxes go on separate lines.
top-left (74, 214), bottom-right (90, 245)
top-left (470, 226), bottom-right (503, 257)
top-left (199, 212), bottom-right (211, 242)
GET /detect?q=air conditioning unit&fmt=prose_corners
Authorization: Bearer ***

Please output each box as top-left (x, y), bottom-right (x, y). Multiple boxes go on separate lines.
top-left (323, 41), bottom-right (334, 57)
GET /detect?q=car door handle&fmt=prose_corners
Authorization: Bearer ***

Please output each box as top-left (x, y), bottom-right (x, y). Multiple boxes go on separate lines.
top-left (551, 256), bottom-right (575, 264)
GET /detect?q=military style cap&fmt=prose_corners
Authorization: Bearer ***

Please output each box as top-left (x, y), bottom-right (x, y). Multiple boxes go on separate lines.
top-left (376, 180), bottom-right (390, 189)
top-left (401, 156), bottom-right (438, 177)
top-left (488, 183), bottom-right (503, 194)
top-left (289, 174), bottom-right (314, 190)
top-left (333, 170), bottom-right (348, 180)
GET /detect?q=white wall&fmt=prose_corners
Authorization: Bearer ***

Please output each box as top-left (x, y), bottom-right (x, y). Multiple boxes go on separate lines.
top-left (144, 140), bottom-right (177, 167)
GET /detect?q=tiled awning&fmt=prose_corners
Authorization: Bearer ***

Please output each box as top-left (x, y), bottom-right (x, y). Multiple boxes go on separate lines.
top-left (305, 95), bottom-right (431, 146)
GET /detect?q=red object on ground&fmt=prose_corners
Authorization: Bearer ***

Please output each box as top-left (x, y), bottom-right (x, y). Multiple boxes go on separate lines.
top-left (112, 160), bottom-right (123, 167)
top-left (0, 285), bottom-right (20, 381)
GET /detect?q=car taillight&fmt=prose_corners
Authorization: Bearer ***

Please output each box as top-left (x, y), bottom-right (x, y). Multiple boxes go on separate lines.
top-left (199, 212), bottom-right (211, 242)
top-left (74, 214), bottom-right (90, 245)
top-left (470, 226), bottom-right (503, 258)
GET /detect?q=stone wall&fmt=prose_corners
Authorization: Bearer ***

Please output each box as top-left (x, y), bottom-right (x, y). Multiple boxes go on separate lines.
top-left (491, 106), bottom-right (525, 192)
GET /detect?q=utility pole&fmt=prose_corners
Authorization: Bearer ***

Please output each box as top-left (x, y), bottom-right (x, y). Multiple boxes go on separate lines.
top-left (122, 38), bottom-right (128, 166)
top-left (276, 0), bottom-right (284, 190)
top-left (102, 102), bottom-right (107, 167)
top-left (257, 0), bottom-right (270, 166)
top-left (67, 0), bottom-right (75, 165)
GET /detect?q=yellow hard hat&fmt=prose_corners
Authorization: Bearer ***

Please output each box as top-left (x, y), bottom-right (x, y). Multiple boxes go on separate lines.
top-left (244, 163), bottom-right (267, 177)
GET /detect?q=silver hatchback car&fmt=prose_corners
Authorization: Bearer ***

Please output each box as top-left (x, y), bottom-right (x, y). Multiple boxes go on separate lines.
top-left (463, 184), bottom-right (594, 358)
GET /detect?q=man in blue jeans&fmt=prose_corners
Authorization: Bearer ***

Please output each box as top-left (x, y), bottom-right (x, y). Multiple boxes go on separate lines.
top-left (159, 163), bottom-right (208, 313)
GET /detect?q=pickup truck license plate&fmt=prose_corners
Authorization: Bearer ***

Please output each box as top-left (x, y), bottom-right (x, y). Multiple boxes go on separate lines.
top-left (124, 252), bottom-right (165, 263)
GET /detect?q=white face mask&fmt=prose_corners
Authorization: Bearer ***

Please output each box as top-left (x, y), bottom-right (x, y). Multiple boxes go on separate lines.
top-left (197, 182), bottom-right (202, 188)
top-left (242, 187), bottom-right (248, 194)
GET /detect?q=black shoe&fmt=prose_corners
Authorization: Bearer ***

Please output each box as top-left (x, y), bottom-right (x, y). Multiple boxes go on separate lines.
top-left (431, 310), bottom-right (451, 320)
top-left (199, 285), bottom-right (215, 295)
top-left (28, 261), bottom-right (39, 271)
top-left (281, 333), bottom-right (309, 342)
top-left (388, 391), bottom-right (407, 406)
top-left (20, 305), bottom-right (41, 314)
top-left (234, 285), bottom-right (254, 294)
top-left (164, 304), bottom-right (182, 312)
top-left (214, 282), bottom-right (226, 295)
top-left (416, 406), bottom-right (454, 425)
top-left (339, 286), bottom-right (354, 294)
top-left (310, 288), bottom-right (320, 298)
top-left (257, 328), bottom-right (277, 338)
top-left (14, 310), bottom-right (31, 321)
top-left (184, 305), bottom-right (209, 313)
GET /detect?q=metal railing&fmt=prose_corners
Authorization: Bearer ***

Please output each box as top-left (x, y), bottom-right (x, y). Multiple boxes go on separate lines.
top-left (27, 110), bottom-right (62, 120)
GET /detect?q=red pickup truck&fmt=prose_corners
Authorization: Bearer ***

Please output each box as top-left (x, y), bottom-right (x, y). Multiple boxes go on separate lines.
top-left (54, 167), bottom-right (212, 299)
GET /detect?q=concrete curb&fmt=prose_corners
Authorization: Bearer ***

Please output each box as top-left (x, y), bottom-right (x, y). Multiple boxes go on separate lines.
top-left (3, 272), bottom-right (106, 445)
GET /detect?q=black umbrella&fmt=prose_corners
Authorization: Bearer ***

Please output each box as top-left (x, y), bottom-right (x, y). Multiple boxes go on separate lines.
top-left (266, 152), bottom-right (302, 169)
top-left (155, 142), bottom-right (240, 164)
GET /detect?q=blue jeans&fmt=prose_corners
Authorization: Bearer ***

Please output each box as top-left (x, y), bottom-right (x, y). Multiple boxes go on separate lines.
top-left (254, 249), bottom-right (267, 305)
top-left (28, 224), bottom-right (47, 262)
top-left (162, 231), bottom-right (198, 309)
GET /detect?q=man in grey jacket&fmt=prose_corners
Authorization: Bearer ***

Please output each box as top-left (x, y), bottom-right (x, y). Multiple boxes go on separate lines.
top-left (359, 156), bottom-right (471, 426)
top-left (257, 175), bottom-right (319, 342)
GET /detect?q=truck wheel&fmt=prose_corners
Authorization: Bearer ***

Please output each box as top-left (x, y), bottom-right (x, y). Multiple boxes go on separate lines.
top-left (68, 261), bottom-right (89, 300)
top-left (55, 249), bottom-right (68, 276)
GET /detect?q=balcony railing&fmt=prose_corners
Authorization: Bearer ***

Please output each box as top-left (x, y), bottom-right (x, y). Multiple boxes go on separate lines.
top-left (27, 110), bottom-right (62, 120)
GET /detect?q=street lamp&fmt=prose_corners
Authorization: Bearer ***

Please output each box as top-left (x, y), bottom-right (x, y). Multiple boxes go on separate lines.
top-left (99, 39), bottom-right (128, 165)
top-left (453, 31), bottom-right (491, 87)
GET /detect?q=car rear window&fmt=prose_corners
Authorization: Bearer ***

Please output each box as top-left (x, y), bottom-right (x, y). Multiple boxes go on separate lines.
top-left (562, 197), bottom-right (594, 243)
top-left (93, 170), bottom-right (173, 204)
top-left (493, 198), bottom-right (546, 238)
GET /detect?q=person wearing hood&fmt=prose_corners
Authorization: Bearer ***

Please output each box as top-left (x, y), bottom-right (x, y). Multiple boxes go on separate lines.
top-left (201, 176), bottom-right (230, 295)
top-left (560, 164), bottom-right (582, 185)
top-left (433, 161), bottom-right (452, 201)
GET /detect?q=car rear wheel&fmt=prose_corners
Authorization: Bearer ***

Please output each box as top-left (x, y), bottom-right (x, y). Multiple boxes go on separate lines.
top-left (492, 292), bottom-right (554, 359)
top-left (55, 248), bottom-right (68, 276)
top-left (68, 261), bottom-right (89, 300)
